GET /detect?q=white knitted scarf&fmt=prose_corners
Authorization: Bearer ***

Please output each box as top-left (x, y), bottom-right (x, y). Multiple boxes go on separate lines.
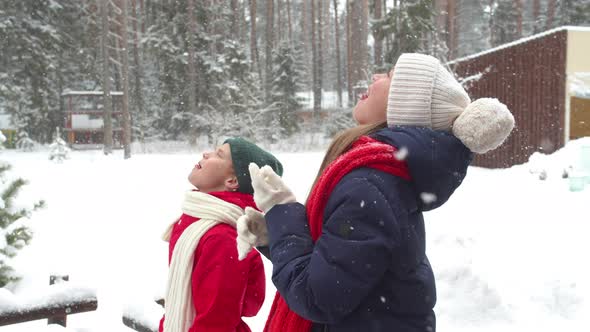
top-left (162, 191), bottom-right (245, 332)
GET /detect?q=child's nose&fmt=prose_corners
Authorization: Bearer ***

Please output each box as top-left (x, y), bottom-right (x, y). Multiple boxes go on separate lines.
top-left (203, 152), bottom-right (209, 159)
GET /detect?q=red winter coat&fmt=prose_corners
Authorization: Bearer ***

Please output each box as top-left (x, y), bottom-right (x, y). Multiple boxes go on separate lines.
top-left (159, 191), bottom-right (266, 332)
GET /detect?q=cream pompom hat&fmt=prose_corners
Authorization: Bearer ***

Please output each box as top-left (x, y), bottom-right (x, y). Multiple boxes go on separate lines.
top-left (387, 53), bottom-right (515, 154)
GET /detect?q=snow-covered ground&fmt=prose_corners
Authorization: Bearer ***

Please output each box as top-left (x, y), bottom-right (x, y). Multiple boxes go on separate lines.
top-left (1, 138), bottom-right (590, 331)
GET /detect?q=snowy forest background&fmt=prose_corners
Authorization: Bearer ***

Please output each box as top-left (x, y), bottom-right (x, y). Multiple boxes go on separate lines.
top-left (1, 0), bottom-right (590, 149)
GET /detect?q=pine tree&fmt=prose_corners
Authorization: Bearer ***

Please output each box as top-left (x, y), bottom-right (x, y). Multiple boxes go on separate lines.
top-left (454, 0), bottom-right (490, 58)
top-left (554, 0), bottom-right (590, 27)
top-left (490, 0), bottom-right (521, 46)
top-left (0, 163), bottom-right (44, 287)
top-left (374, 0), bottom-right (437, 66)
top-left (141, 0), bottom-right (192, 140)
top-left (48, 128), bottom-right (70, 163)
top-left (271, 42), bottom-right (304, 137)
top-left (15, 131), bottom-right (36, 151)
top-left (0, 1), bottom-right (95, 143)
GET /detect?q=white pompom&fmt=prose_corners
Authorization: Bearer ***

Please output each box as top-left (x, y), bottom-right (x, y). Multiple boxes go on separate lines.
top-left (452, 98), bottom-right (515, 154)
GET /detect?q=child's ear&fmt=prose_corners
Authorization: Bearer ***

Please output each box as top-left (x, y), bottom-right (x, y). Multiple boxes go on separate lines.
top-left (225, 176), bottom-right (239, 192)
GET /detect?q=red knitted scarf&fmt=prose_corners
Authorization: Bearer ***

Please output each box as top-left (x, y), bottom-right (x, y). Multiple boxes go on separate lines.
top-left (264, 136), bottom-right (412, 332)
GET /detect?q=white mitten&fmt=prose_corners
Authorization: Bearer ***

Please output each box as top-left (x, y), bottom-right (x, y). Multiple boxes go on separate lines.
top-left (236, 207), bottom-right (269, 260)
top-left (248, 163), bottom-right (296, 213)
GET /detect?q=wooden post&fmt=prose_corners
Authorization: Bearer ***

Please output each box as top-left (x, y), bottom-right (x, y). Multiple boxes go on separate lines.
top-left (155, 298), bottom-right (165, 307)
top-left (47, 275), bottom-right (69, 326)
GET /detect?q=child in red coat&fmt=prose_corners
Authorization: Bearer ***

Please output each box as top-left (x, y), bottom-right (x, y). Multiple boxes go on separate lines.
top-left (159, 137), bottom-right (283, 332)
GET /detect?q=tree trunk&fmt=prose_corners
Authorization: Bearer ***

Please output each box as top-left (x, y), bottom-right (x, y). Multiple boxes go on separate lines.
top-left (546, 0), bottom-right (556, 29)
top-left (488, 0), bottom-right (495, 46)
top-left (323, 0), bottom-right (330, 89)
top-left (265, 0), bottom-right (274, 103)
top-left (384, 0), bottom-right (390, 61)
top-left (311, 0), bottom-right (319, 112)
top-left (240, 0), bottom-right (248, 44)
top-left (277, 0), bottom-right (282, 43)
top-left (138, 0), bottom-right (145, 33)
top-left (333, 0), bottom-right (343, 108)
top-left (120, 0), bottom-right (132, 159)
top-left (434, 0), bottom-right (447, 43)
top-left (130, 0), bottom-right (145, 142)
top-left (447, 0), bottom-right (457, 59)
top-left (286, 0), bottom-right (293, 43)
top-left (302, 0), bottom-right (309, 52)
top-left (532, 0), bottom-right (541, 33)
top-left (374, 0), bottom-right (383, 66)
top-left (316, 0), bottom-right (323, 116)
top-left (231, 0), bottom-right (239, 40)
top-left (514, 0), bottom-right (522, 38)
top-left (346, 0), bottom-right (353, 106)
top-left (348, 0), bottom-right (368, 105)
top-left (99, 0), bottom-right (113, 155)
top-left (187, 0), bottom-right (198, 116)
top-left (249, 0), bottom-right (263, 84)
top-left (361, 0), bottom-right (368, 67)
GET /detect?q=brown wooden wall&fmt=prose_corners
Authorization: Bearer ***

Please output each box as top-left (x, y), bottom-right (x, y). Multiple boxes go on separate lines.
top-left (450, 30), bottom-right (568, 168)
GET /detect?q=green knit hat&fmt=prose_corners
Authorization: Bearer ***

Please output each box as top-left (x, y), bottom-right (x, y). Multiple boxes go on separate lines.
top-left (224, 137), bottom-right (283, 195)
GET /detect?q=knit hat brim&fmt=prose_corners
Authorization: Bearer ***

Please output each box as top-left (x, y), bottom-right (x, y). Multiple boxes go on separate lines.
top-left (224, 138), bottom-right (283, 194)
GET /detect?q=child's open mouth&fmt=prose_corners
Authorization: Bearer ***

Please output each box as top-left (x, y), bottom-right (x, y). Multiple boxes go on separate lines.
top-left (360, 92), bottom-right (369, 100)
top-left (195, 162), bottom-right (202, 169)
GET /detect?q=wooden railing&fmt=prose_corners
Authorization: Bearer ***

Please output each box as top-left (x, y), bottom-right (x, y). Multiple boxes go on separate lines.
top-left (0, 275), bottom-right (97, 327)
top-left (121, 298), bottom-right (164, 332)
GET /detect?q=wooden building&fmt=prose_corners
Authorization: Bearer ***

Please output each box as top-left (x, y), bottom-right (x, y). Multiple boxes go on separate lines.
top-left (0, 112), bottom-right (16, 148)
top-left (61, 91), bottom-right (124, 149)
top-left (449, 26), bottom-right (590, 168)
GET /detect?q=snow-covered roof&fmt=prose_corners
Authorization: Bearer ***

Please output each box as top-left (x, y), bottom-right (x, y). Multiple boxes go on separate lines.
top-left (61, 90), bottom-right (124, 96)
top-left (448, 26), bottom-right (590, 65)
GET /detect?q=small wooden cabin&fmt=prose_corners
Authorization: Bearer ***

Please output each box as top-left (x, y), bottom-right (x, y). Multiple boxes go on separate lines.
top-left (61, 91), bottom-right (124, 149)
top-left (449, 26), bottom-right (590, 168)
top-left (0, 112), bottom-right (17, 148)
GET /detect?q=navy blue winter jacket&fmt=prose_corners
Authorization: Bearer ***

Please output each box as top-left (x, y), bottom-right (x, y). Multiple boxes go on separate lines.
top-left (264, 126), bottom-right (473, 332)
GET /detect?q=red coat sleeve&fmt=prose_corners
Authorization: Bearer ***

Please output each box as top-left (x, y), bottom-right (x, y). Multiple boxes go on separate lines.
top-left (189, 224), bottom-right (258, 332)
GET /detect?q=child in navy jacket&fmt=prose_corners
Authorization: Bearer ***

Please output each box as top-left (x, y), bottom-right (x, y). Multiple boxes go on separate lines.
top-left (237, 53), bottom-right (515, 332)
